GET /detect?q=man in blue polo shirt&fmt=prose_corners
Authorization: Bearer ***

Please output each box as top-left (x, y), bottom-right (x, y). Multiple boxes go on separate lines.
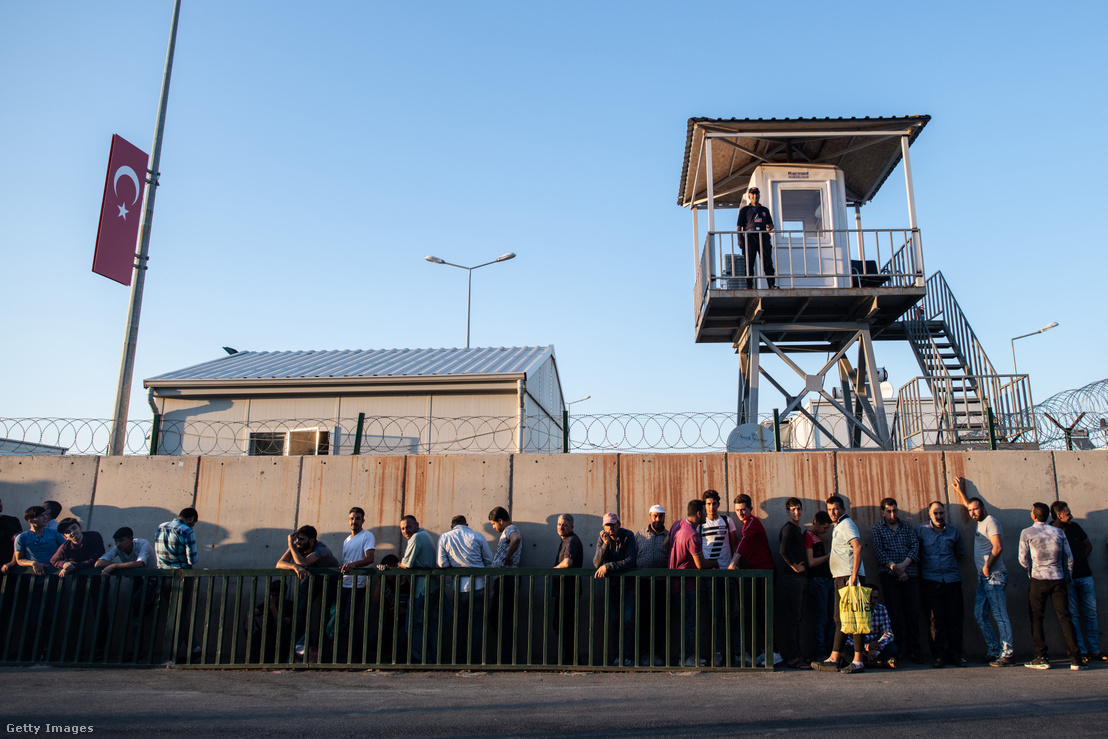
top-left (917, 501), bottom-right (965, 668)
top-left (11, 506), bottom-right (65, 574)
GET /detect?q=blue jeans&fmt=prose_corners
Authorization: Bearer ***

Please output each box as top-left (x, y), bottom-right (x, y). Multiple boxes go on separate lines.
top-left (808, 577), bottom-right (834, 658)
top-left (1069, 576), bottom-right (1100, 654)
top-left (973, 572), bottom-right (1013, 658)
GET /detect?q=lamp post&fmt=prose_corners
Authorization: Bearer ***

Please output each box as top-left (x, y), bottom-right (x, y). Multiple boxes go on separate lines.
top-left (562, 395), bottom-right (591, 453)
top-left (425, 252), bottom-right (516, 349)
top-left (1010, 321), bottom-right (1059, 374)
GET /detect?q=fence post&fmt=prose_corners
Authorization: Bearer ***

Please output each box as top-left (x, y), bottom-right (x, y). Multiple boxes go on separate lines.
top-left (562, 409), bottom-right (569, 453)
top-left (353, 412), bottom-right (365, 455)
top-left (987, 407), bottom-right (997, 450)
top-left (149, 413), bottom-right (162, 455)
top-left (772, 409), bottom-right (781, 451)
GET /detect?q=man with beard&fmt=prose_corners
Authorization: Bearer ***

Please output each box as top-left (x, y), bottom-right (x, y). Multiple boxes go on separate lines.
top-left (380, 515), bottom-right (438, 663)
top-left (634, 504), bottom-right (670, 666)
top-left (871, 497), bottom-right (922, 662)
top-left (1051, 501), bottom-right (1106, 663)
top-left (337, 507), bottom-right (375, 661)
top-left (276, 525), bottom-right (339, 663)
top-left (951, 478), bottom-right (1013, 667)
top-left (917, 501), bottom-right (966, 668)
top-left (594, 512), bottom-right (637, 667)
top-left (1020, 502), bottom-right (1084, 671)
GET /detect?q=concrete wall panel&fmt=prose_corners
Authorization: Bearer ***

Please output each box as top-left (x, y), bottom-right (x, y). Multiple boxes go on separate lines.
top-left (87, 456), bottom-right (199, 542)
top-left (509, 454), bottom-right (619, 567)
top-left (619, 454), bottom-right (727, 537)
top-left (298, 455), bottom-right (406, 562)
top-left (0, 456), bottom-right (99, 526)
top-left (194, 457), bottom-right (303, 568)
top-left (836, 451), bottom-right (946, 531)
top-left (404, 455), bottom-right (511, 549)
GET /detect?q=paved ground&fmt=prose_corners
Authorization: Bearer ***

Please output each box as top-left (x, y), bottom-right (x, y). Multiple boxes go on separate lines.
top-left (3, 660), bottom-right (1108, 736)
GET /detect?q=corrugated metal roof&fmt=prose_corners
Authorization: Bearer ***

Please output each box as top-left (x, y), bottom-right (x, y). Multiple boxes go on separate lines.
top-left (677, 115), bottom-right (930, 208)
top-left (145, 346), bottom-right (555, 386)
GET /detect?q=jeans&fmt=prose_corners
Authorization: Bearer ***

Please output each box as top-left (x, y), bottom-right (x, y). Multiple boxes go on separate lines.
top-left (1068, 576), bottom-right (1100, 654)
top-left (807, 577), bottom-right (834, 658)
top-left (973, 572), bottom-right (1013, 658)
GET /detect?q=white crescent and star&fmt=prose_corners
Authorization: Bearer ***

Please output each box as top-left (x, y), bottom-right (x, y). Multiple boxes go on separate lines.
top-left (113, 165), bottom-right (141, 220)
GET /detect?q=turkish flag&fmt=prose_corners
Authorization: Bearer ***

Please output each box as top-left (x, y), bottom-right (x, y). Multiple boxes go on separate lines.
top-left (93, 134), bottom-right (149, 286)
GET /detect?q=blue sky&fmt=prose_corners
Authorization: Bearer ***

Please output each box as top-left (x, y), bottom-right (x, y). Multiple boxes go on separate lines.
top-left (1, 1), bottom-right (1105, 421)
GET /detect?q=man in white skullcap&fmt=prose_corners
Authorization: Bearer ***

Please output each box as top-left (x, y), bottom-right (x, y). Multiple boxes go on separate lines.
top-left (634, 504), bottom-right (671, 665)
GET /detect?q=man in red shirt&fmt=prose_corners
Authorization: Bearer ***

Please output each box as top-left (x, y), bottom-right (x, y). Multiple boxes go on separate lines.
top-left (729, 494), bottom-right (777, 666)
top-left (669, 500), bottom-right (716, 667)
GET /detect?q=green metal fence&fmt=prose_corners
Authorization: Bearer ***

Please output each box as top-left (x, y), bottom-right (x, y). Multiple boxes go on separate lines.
top-left (0, 568), bottom-right (772, 670)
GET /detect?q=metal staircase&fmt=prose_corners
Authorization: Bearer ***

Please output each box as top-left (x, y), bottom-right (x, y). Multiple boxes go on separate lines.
top-left (890, 271), bottom-right (1037, 449)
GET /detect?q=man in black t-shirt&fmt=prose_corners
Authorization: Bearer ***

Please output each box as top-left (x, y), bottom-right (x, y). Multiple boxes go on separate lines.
top-left (551, 514), bottom-right (583, 665)
top-left (1052, 502), bottom-right (1106, 662)
top-left (736, 186), bottom-right (776, 289)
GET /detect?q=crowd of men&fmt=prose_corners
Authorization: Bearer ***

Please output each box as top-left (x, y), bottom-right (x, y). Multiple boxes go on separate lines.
top-left (0, 483), bottom-right (1103, 671)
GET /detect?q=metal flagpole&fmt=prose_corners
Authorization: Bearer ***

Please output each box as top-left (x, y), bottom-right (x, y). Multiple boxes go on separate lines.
top-left (108, 0), bottom-right (182, 456)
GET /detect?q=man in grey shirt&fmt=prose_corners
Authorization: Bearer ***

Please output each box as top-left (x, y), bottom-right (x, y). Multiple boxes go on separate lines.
top-left (952, 478), bottom-right (1013, 666)
top-left (1018, 502), bottom-right (1083, 671)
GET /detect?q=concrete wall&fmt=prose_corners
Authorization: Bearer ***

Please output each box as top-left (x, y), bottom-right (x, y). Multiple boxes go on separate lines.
top-left (2, 450), bottom-right (1105, 659)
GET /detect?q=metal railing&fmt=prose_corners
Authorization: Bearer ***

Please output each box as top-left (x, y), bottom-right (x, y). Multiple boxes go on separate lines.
top-left (893, 375), bottom-right (1037, 450)
top-left (0, 568), bottom-right (773, 671)
top-left (699, 229), bottom-right (923, 294)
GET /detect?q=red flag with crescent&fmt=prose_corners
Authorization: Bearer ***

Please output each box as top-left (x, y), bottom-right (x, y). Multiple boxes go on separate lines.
top-left (93, 134), bottom-right (149, 286)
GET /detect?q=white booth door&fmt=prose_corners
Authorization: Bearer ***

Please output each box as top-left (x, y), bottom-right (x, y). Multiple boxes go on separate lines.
top-left (772, 181), bottom-right (848, 288)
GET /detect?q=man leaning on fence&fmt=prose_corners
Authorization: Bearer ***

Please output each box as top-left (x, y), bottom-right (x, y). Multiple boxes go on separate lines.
top-left (594, 512), bottom-right (637, 667)
top-left (7, 506), bottom-right (66, 660)
top-left (51, 518), bottom-right (107, 660)
top-left (380, 514), bottom-right (438, 663)
top-left (97, 526), bottom-right (157, 657)
top-left (671, 499), bottom-right (715, 667)
top-left (634, 504), bottom-right (670, 666)
top-left (337, 507), bottom-right (375, 660)
top-left (551, 513), bottom-right (583, 665)
top-left (155, 508), bottom-right (200, 663)
top-left (436, 514), bottom-right (493, 663)
top-left (488, 506), bottom-right (522, 663)
top-left (812, 495), bottom-right (867, 674)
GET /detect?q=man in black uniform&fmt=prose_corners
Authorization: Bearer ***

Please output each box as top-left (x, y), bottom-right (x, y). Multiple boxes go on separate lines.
top-left (737, 186), bottom-right (776, 289)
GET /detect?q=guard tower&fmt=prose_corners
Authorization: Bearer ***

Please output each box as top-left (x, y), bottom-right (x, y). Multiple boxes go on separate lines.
top-left (679, 116), bottom-right (929, 449)
top-left (679, 116), bottom-right (1038, 450)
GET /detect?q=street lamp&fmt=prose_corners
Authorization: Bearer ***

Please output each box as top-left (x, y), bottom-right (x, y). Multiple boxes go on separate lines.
top-left (1011, 321), bottom-right (1059, 374)
top-left (425, 252), bottom-right (516, 349)
top-left (562, 395), bottom-right (591, 454)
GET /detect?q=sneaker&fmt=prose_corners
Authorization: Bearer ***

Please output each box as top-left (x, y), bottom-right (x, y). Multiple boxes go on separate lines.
top-left (811, 660), bottom-right (839, 672)
top-left (683, 656), bottom-right (706, 668)
top-left (755, 652), bottom-right (766, 667)
top-left (983, 654), bottom-right (999, 664)
top-left (772, 652), bottom-right (784, 665)
top-left (1071, 659), bottom-right (1088, 671)
top-left (623, 658), bottom-right (634, 667)
top-left (653, 656), bottom-right (664, 667)
top-left (840, 661), bottom-right (865, 674)
top-left (713, 652), bottom-right (724, 667)
top-left (885, 657), bottom-right (897, 669)
top-left (1025, 656), bottom-right (1051, 670)
top-left (1089, 652), bottom-right (1108, 662)
top-left (990, 656), bottom-right (1013, 668)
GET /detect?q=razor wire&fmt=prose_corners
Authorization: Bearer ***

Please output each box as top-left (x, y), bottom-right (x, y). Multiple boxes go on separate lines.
top-left (1, 412), bottom-right (857, 456)
top-left (1032, 377), bottom-right (1108, 449)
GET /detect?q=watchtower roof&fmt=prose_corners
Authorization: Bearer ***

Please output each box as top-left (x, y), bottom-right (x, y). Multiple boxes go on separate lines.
top-left (677, 115), bottom-right (930, 208)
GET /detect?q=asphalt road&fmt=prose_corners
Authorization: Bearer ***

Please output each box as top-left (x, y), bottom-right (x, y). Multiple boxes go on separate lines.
top-left (3, 661), bottom-right (1108, 737)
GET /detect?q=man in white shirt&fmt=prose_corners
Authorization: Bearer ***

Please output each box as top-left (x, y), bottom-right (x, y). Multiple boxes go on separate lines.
top-left (813, 495), bottom-right (867, 674)
top-left (1019, 502), bottom-right (1083, 671)
top-left (96, 526), bottom-right (157, 658)
top-left (338, 507), bottom-right (375, 660)
top-left (488, 506), bottom-right (522, 664)
top-left (437, 514), bottom-right (493, 663)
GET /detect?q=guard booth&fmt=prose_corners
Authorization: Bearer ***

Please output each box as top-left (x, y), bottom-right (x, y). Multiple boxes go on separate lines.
top-left (679, 116), bottom-right (931, 449)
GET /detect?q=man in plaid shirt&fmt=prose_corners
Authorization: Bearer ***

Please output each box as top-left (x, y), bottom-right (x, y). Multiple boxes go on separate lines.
top-left (871, 498), bottom-right (921, 662)
top-left (846, 593), bottom-right (898, 668)
top-left (155, 507), bottom-right (199, 663)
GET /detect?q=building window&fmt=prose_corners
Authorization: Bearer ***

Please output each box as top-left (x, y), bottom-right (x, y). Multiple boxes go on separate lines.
top-left (247, 429), bottom-right (330, 456)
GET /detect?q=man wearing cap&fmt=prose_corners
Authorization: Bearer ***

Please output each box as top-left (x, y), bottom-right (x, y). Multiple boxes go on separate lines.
top-left (635, 504), bottom-right (670, 666)
top-left (737, 186), bottom-right (776, 289)
top-left (594, 512), bottom-right (637, 666)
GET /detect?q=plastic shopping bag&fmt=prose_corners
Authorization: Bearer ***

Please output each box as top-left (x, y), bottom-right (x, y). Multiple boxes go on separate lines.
top-left (838, 584), bottom-right (873, 634)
